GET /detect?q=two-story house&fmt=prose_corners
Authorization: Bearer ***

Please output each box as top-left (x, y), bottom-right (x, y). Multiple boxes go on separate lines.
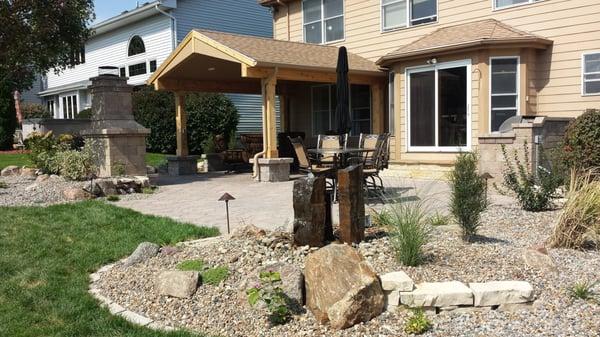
top-left (148, 0), bottom-right (600, 178)
top-left (38, 0), bottom-right (274, 134)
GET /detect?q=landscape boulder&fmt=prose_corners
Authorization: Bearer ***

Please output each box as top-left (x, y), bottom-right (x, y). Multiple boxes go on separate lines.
top-left (293, 176), bottom-right (329, 247)
top-left (523, 247), bottom-right (557, 273)
top-left (400, 281), bottom-right (473, 307)
top-left (157, 271), bottom-right (199, 298)
top-left (95, 179), bottom-right (118, 196)
top-left (231, 224), bottom-right (266, 239)
top-left (36, 174), bottom-right (50, 183)
top-left (20, 167), bottom-right (37, 178)
top-left (469, 281), bottom-right (534, 306)
top-left (124, 242), bottom-right (160, 267)
top-left (63, 187), bottom-right (94, 201)
top-left (1, 165), bottom-right (21, 177)
top-left (304, 244), bottom-right (384, 329)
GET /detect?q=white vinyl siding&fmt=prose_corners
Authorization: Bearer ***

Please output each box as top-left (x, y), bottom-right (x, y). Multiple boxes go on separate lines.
top-left (381, 0), bottom-right (437, 31)
top-left (303, 0), bottom-right (345, 44)
top-left (582, 52), bottom-right (600, 96)
top-left (46, 14), bottom-right (172, 89)
top-left (490, 57), bottom-right (519, 132)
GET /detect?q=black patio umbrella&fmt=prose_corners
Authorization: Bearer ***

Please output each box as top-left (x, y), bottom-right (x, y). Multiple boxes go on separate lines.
top-left (335, 46), bottom-right (351, 136)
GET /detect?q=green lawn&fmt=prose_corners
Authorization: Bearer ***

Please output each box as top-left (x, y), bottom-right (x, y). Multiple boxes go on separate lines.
top-left (0, 152), bottom-right (31, 170)
top-left (0, 201), bottom-right (218, 337)
top-left (145, 153), bottom-right (169, 168)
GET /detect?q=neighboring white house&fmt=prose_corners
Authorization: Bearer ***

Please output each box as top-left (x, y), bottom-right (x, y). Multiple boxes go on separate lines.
top-left (38, 0), bottom-right (275, 133)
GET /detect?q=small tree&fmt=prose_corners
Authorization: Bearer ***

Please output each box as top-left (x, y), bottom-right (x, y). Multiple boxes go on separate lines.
top-left (0, 82), bottom-right (17, 150)
top-left (450, 152), bottom-right (487, 241)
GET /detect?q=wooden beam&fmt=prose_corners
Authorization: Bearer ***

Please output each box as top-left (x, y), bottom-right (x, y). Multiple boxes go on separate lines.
top-left (175, 93), bottom-right (189, 157)
top-left (243, 66), bottom-right (385, 85)
top-left (279, 95), bottom-right (288, 133)
top-left (262, 71), bottom-right (278, 158)
top-left (156, 78), bottom-right (261, 94)
top-left (371, 83), bottom-right (385, 134)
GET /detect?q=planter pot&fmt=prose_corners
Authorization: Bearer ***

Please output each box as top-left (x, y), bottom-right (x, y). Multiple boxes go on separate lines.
top-left (205, 153), bottom-right (225, 172)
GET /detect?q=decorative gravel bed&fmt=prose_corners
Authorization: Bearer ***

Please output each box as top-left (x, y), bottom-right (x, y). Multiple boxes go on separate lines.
top-left (0, 175), bottom-right (86, 207)
top-left (95, 204), bottom-right (600, 337)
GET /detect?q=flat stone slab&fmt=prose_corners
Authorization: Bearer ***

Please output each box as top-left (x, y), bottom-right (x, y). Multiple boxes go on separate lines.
top-left (400, 281), bottom-right (473, 308)
top-left (469, 281), bottom-right (534, 306)
top-left (380, 271), bottom-right (414, 292)
top-left (119, 310), bottom-right (153, 326)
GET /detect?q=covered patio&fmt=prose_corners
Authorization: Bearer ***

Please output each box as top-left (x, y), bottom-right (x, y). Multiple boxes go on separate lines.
top-left (147, 30), bottom-right (387, 179)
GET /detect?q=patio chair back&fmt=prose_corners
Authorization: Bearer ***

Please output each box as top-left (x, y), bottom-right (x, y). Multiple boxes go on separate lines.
top-left (288, 136), bottom-right (311, 170)
top-left (359, 133), bottom-right (379, 149)
top-left (317, 134), bottom-right (348, 150)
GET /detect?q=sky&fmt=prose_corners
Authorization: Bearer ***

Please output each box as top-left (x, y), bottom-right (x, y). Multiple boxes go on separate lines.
top-left (93, 0), bottom-right (144, 24)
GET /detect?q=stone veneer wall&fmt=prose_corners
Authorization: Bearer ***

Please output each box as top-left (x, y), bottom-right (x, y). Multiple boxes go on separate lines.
top-left (478, 117), bottom-right (572, 183)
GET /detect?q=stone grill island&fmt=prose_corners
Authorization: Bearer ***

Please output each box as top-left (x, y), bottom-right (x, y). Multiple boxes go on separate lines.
top-left (82, 68), bottom-right (150, 177)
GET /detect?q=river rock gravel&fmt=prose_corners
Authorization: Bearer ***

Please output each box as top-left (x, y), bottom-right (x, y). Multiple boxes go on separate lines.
top-left (95, 204), bottom-right (600, 337)
top-left (0, 175), bottom-right (87, 206)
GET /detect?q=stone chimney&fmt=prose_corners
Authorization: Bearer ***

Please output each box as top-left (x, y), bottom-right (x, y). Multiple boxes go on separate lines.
top-left (82, 69), bottom-right (150, 177)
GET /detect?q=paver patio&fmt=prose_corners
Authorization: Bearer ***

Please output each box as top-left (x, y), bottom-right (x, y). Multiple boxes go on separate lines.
top-left (116, 173), bottom-right (508, 235)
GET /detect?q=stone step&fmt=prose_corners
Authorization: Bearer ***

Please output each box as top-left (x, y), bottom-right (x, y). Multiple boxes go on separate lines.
top-left (469, 281), bottom-right (534, 307)
top-left (400, 281), bottom-right (473, 307)
top-left (380, 271), bottom-right (414, 292)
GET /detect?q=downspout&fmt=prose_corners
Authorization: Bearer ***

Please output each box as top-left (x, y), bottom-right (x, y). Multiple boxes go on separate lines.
top-left (276, 0), bottom-right (290, 41)
top-left (154, 4), bottom-right (178, 49)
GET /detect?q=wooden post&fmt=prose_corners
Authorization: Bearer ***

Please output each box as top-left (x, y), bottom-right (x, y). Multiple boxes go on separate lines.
top-left (338, 165), bottom-right (365, 244)
top-left (280, 95), bottom-right (288, 133)
top-left (371, 83), bottom-right (385, 134)
top-left (175, 93), bottom-right (188, 157)
top-left (262, 72), bottom-right (278, 158)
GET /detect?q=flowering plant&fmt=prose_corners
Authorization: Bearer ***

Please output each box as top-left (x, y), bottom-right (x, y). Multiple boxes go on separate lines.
top-left (246, 271), bottom-right (289, 325)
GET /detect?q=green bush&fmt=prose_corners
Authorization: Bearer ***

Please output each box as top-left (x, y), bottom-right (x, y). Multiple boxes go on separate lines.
top-left (0, 81), bottom-right (17, 150)
top-left (386, 201), bottom-right (430, 267)
top-left (76, 108), bottom-right (93, 119)
top-left (133, 86), bottom-right (239, 155)
top-left (404, 309), bottom-right (432, 335)
top-left (25, 132), bottom-right (95, 180)
top-left (562, 109), bottom-right (600, 172)
top-left (450, 152), bottom-right (487, 241)
top-left (177, 259), bottom-right (205, 271)
top-left (498, 142), bottom-right (562, 212)
top-left (21, 103), bottom-right (52, 119)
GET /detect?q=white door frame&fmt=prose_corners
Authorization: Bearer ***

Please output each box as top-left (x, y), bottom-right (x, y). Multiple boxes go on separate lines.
top-left (405, 59), bottom-right (472, 152)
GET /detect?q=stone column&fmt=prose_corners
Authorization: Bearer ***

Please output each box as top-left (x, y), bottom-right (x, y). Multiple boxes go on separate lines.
top-left (338, 165), bottom-right (365, 244)
top-left (82, 74), bottom-right (149, 177)
top-left (292, 176), bottom-right (330, 247)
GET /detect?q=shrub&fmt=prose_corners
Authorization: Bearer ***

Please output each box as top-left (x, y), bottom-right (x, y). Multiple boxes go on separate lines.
top-left (561, 109), bottom-right (600, 172)
top-left (52, 142), bottom-right (96, 180)
top-left (76, 108), bottom-right (93, 119)
top-left (550, 171), bottom-right (600, 249)
top-left (25, 132), bottom-right (95, 179)
top-left (247, 271), bottom-right (290, 325)
top-left (569, 281), bottom-right (598, 301)
top-left (404, 309), bottom-right (432, 335)
top-left (386, 200), bottom-right (430, 267)
top-left (201, 135), bottom-right (217, 154)
top-left (0, 81), bottom-right (17, 150)
top-left (21, 103), bottom-right (52, 119)
top-left (201, 266), bottom-right (229, 286)
top-left (498, 142), bottom-right (562, 212)
top-left (371, 207), bottom-right (394, 227)
top-left (25, 131), bottom-right (59, 172)
top-left (133, 86), bottom-right (239, 155)
top-left (450, 152), bottom-right (487, 241)
top-left (428, 212), bottom-right (451, 227)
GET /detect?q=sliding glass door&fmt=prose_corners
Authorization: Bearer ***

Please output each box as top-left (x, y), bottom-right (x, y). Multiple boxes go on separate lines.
top-left (407, 60), bottom-right (471, 152)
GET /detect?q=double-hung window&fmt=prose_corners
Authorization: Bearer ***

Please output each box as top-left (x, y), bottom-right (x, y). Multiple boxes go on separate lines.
top-left (582, 53), bottom-right (600, 95)
top-left (494, 0), bottom-right (539, 10)
top-left (303, 0), bottom-right (344, 44)
top-left (382, 0), bottom-right (437, 31)
top-left (490, 57), bottom-right (519, 132)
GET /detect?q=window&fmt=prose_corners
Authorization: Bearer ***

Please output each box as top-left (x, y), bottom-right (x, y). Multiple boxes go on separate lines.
top-left (388, 72), bottom-right (395, 134)
top-left (60, 95), bottom-right (78, 119)
top-left (119, 67), bottom-right (126, 77)
top-left (494, 0), bottom-right (538, 10)
top-left (128, 35), bottom-right (146, 56)
top-left (583, 53), bottom-right (600, 95)
top-left (490, 57), bottom-right (519, 132)
top-left (382, 0), bottom-right (436, 31)
top-left (128, 62), bottom-right (147, 76)
top-left (47, 100), bottom-right (54, 115)
top-left (69, 47), bottom-right (86, 65)
top-left (312, 84), bottom-right (371, 135)
top-left (303, 0), bottom-right (344, 44)
top-left (149, 60), bottom-right (157, 72)
top-left (407, 60), bottom-right (470, 151)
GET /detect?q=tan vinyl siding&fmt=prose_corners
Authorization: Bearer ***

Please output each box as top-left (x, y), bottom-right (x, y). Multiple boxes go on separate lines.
top-left (272, 0), bottom-right (600, 119)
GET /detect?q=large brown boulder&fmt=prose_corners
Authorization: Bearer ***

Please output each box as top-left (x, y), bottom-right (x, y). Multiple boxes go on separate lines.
top-left (63, 187), bottom-right (94, 201)
top-left (304, 244), bottom-right (384, 329)
top-left (1, 165), bottom-right (21, 177)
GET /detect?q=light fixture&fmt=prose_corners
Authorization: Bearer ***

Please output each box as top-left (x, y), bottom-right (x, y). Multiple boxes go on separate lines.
top-left (426, 57), bottom-right (438, 65)
top-left (208, 67), bottom-right (216, 71)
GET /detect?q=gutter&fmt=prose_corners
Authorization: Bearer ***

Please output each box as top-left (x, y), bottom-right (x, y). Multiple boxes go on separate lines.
top-left (154, 4), bottom-right (178, 49)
